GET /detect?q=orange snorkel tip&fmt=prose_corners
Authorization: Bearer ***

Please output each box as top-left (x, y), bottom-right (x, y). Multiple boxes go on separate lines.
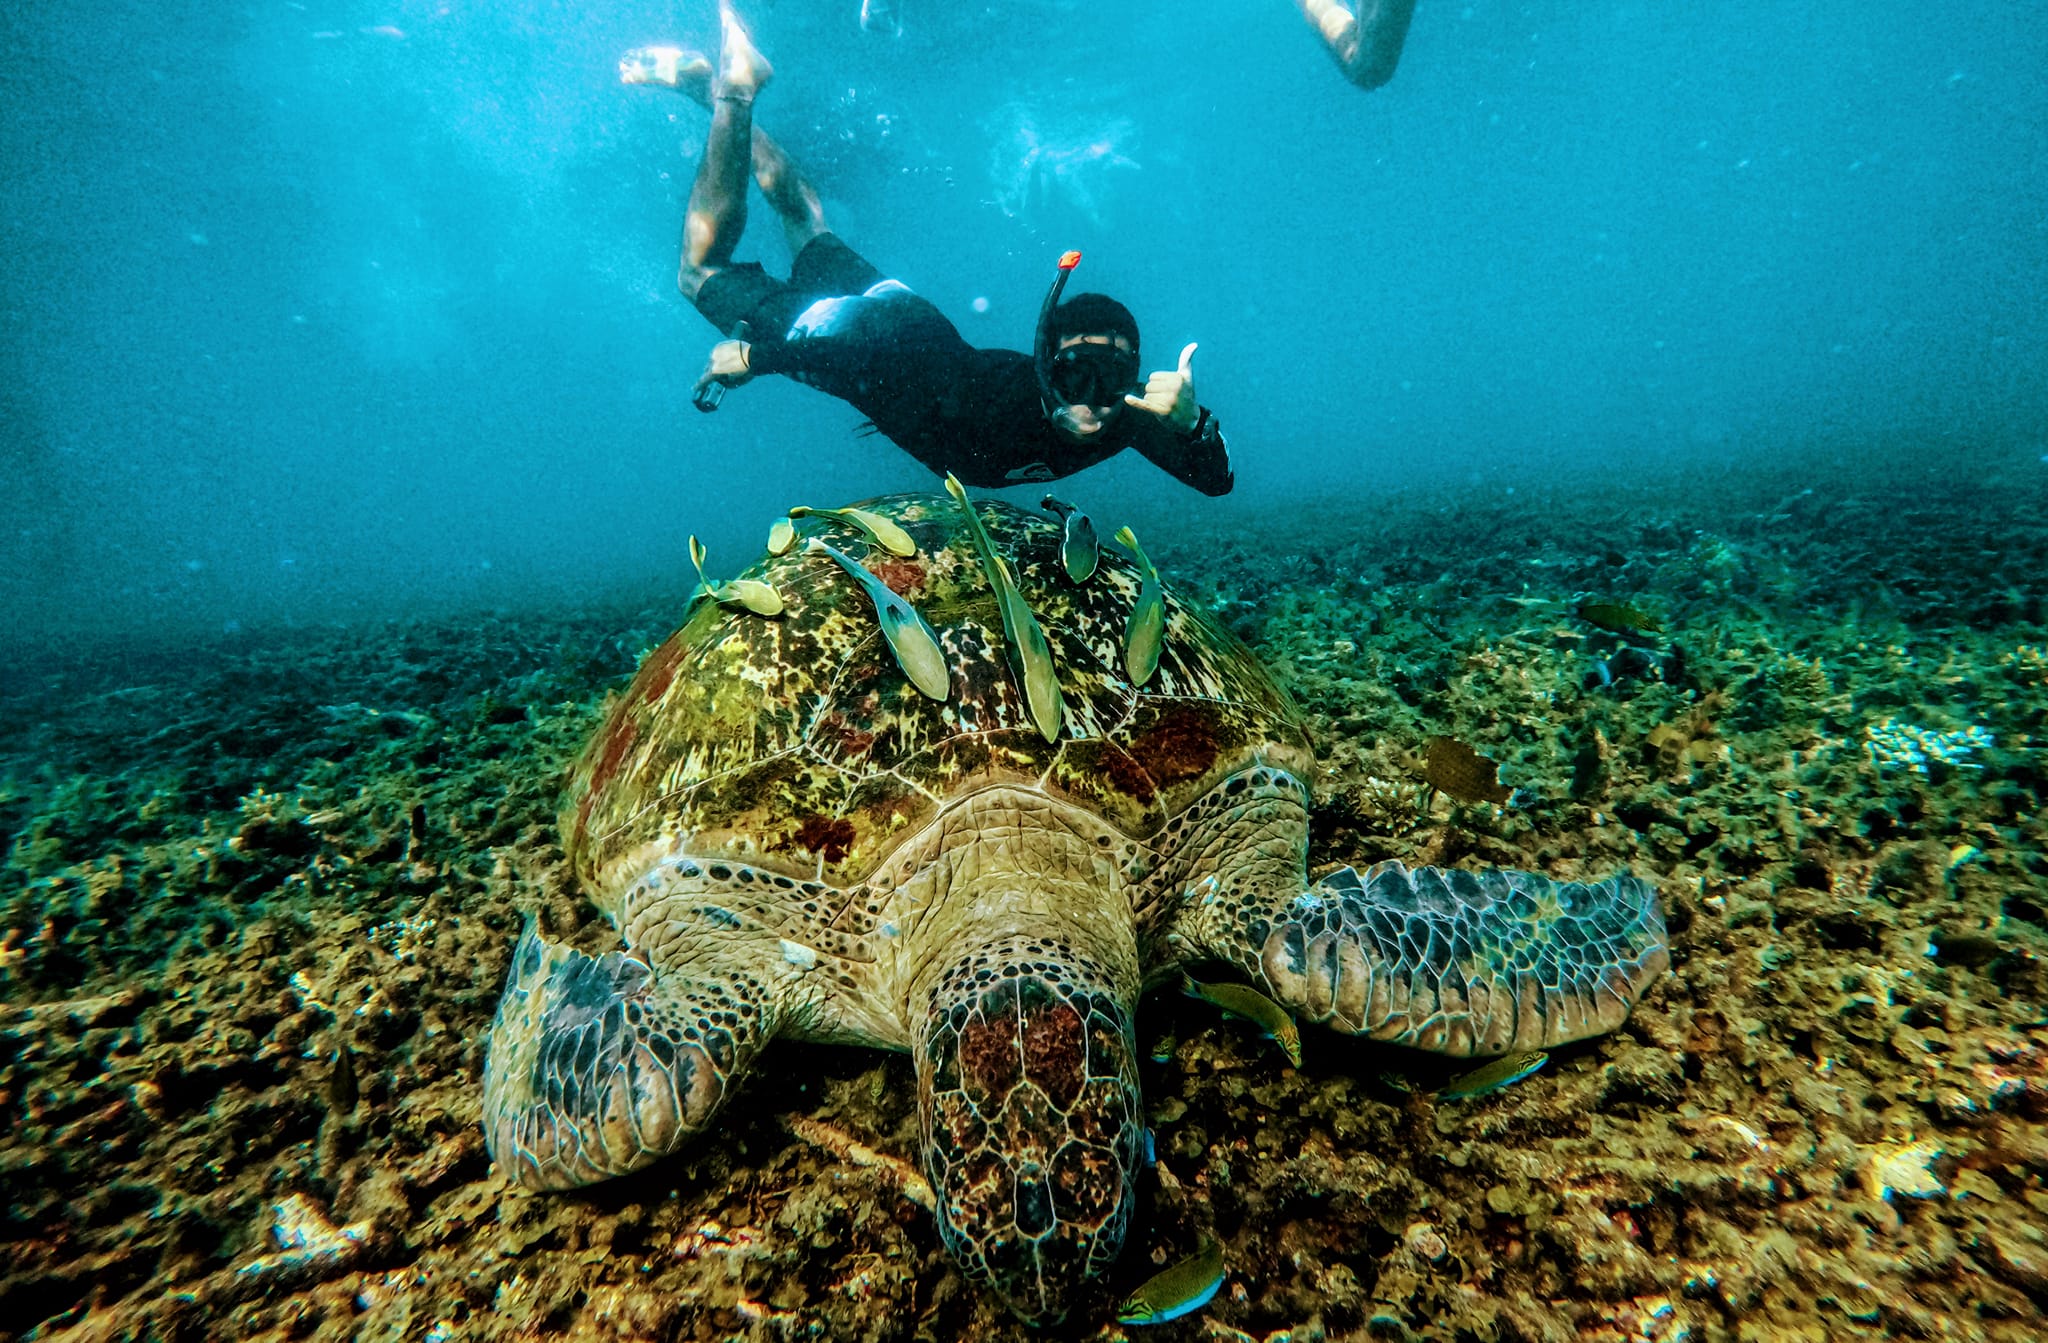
top-left (1057, 249), bottom-right (1082, 271)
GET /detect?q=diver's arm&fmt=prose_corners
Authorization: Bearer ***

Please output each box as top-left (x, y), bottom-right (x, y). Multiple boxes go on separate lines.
top-left (741, 324), bottom-right (870, 382)
top-left (1132, 409), bottom-right (1234, 497)
top-left (692, 324), bottom-right (879, 398)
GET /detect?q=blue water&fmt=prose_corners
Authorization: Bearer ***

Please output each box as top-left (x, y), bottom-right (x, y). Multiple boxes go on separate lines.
top-left (3, 1), bottom-right (2043, 647)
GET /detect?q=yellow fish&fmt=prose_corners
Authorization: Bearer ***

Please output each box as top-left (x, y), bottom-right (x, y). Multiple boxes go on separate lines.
top-left (1117, 1235), bottom-right (1224, 1325)
top-left (766, 517), bottom-right (797, 556)
top-left (807, 539), bottom-right (949, 701)
top-left (945, 474), bottom-right (1063, 743)
top-left (1182, 973), bottom-right (1301, 1067)
top-left (788, 505), bottom-right (917, 558)
top-left (689, 536), bottom-right (783, 617)
top-left (1115, 525), bottom-right (1165, 687)
top-left (1576, 601), bottom-right (1662, 637)
top-left (1437, 1051), bottom-right (1547, 1101)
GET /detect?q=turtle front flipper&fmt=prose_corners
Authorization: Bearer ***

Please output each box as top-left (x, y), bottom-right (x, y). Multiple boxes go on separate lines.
top-left (1195, 861), bottom-right (1668, 1057)
top-left (483, 921), bottom-right (776, 1189)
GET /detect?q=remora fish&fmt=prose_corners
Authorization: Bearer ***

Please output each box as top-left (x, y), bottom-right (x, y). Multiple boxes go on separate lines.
top-left (689, 536), bottom-right (784, 616)
top-left (788, 505), bottom-right (917, 557)
top-left (1182, 973), bottom-right (1301, 1067)
top-left (1039, 494), bottom-right (1100, 583)
top-left (1115, 525), bottom-right (1166, 687)
top-left (807, 539), bottom-right (949, 701)
top-left (1437, 1050), bottom-right (1548, 1101)
top-left (945, 473), bottom-right (1063, 742)
top-left (1117, 1234), bottom-right (1225, 1326)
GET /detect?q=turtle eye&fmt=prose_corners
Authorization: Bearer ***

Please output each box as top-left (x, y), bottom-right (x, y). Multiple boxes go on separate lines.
top-left (915, 942), bottom-right (1142, 1325)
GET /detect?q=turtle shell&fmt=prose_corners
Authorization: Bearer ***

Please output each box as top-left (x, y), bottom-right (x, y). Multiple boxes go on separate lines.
top-left (563, 494), bottom-right (1313, 904)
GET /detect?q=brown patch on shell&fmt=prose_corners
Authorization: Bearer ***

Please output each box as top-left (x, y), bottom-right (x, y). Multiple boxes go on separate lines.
top-left (1090, 741), bottom-right (1155, 805)
top-left (814, 711), bottom-right (878, 760)
top-left (791, 815), bottom-right (857, 864)
top-left (866, 556), bottom-right (928, 597)
top-left (582, 717), bottom-right (640, 822)
top-left (1127, 702), bottom-right (1221, 791)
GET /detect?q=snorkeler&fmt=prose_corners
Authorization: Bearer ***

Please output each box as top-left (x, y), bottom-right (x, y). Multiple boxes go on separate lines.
top-left (621, 4), bottom-right (1233, 497)
top-left (1296, 0), bottom-right (1417, 90)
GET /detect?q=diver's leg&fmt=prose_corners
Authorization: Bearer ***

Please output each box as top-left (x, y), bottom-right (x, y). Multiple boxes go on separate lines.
top-left (677, 5), bottom-right (775, 303)
top-left (628, 28), bottom-right (825, 275)
top-left (752, 130), bottom-right (829, 258)
top-left (1296, 0), bottom-right (1416, 90)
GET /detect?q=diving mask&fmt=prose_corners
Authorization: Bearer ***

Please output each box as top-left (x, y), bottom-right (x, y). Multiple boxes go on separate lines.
top-left (1046, 342), bottom-right (1140, 408)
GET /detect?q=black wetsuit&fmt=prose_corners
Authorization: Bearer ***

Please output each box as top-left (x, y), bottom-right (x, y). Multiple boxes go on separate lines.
top-left (695, 234), bottom-right (1234, 496)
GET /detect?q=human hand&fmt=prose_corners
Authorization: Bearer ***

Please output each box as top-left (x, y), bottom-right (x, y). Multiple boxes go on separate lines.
top-left (1123, 342), bottom-right (1199, 433)
top-left (693, 340), bottom-right (754, 398)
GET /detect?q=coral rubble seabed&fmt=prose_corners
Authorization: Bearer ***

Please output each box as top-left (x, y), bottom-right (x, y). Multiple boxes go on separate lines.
top-left (3, 456), bottom-right (2047, 1342)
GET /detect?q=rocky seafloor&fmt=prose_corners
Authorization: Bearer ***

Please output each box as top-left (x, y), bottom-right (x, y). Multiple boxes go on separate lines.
top-left (3, 450), bottom-right (2046, 1343)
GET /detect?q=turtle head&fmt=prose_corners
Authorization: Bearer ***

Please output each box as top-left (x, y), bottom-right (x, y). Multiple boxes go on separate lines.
top-left (915, 936), bottom-right (1143, 1325)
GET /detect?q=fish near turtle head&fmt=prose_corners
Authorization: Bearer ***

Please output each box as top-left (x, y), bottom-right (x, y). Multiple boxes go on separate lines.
top-left (914, 934), bottom-right (1143, 1324)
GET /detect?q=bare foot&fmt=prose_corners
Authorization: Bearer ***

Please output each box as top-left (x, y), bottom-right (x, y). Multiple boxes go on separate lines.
top-left (618, 46), bottom-right (714, 107)
top-left (716, 2), bottom-right (773, 102)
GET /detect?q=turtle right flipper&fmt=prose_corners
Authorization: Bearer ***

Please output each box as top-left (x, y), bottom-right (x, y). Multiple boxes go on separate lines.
top-left (483, 921), bottom-right (777, 1189)
top-left (1192, 861), bottom-right (1668, 1058)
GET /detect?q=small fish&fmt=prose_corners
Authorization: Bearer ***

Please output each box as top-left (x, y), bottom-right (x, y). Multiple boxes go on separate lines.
top-left (1143, 1128), bottom-right (1157, 1167)
top-left (1182, 973), bottom-right (1301, 1067)
top-left (1117, 1235), bottom-right (1225, 1326)
top-left (766, 518), bottom-right (797, 556)
top-left (1148, 1026), bottom-right (1178, 1064)
top-left (1421, 736), bottom-right (1514, 806)
top-left (1114, 526), bottom-right (1166, 687)
top-left (690, 536), bottom-right (785, 616)
top-left (788, 505), bottom-right (917, 557)
top-left (1437, 1050), bottom-right (1548, 1101)
top-left (1576, 601), bottom-right (1662, 637)
top-left (946, 474), bottom-right (1064, 742)
top-left (1040, 494), bottom-right (1100, 583)
top-left (721, 580), bottom-right (784, 616)
top-left (807, 539), bottom-right (949, 701)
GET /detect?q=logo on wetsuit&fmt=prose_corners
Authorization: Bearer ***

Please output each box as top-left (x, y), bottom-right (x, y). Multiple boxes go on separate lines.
top-left (1005, 463), bottom-right (1058, 483)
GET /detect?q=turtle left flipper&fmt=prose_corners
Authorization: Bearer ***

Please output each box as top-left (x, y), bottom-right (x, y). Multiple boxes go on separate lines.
top-left (483, 921), bottom-right (783, 1190)
top-left (1192, 861), bottom-right (1668, 1057)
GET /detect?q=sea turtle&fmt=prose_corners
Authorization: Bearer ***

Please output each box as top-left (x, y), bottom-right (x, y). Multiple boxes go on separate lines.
top-left (482, 492), bottom-right (1669, 1324)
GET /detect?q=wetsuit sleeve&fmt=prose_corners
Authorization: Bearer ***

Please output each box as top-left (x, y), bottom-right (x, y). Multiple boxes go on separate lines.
top-left (743, 316), bottom-right (876, 384)
top-left (1132, 407), bottom-right (1234, 496)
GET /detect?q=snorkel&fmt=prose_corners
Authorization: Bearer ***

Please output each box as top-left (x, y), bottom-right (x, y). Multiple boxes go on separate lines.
top-left (1034, 249), bottom-right (1084, 421)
